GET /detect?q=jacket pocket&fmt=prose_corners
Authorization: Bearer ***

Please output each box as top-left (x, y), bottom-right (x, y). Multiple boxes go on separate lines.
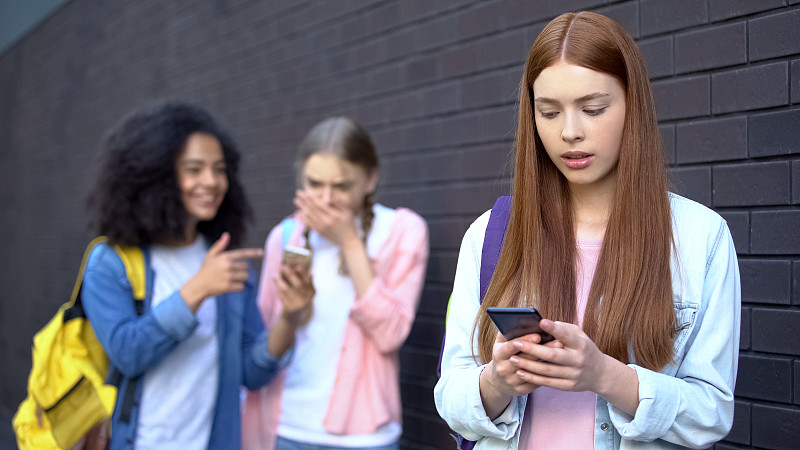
top-left (672, 298), bottom-right (698, 366)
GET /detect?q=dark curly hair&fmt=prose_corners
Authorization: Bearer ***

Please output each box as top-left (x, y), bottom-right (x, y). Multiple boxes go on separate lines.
top-left (88, 102), bottom-right (252, 247)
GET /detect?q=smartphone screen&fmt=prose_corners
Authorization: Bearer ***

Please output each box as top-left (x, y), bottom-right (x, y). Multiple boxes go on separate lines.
top-left (486, 307), bottom-right (554, 343)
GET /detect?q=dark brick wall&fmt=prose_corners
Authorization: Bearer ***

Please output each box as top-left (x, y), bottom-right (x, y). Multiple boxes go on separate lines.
top-left (0, 1), bottom-right (797, 448)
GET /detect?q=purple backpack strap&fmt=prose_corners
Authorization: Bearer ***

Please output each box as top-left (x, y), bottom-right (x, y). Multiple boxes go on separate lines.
top-left (439, 197), bottom-right (511, 450)
top-left (480, 196), bottom-right (512, 304)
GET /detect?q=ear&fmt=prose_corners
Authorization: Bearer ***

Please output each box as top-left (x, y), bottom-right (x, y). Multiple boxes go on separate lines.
top-left (366, 169), bottom-right (379, 193)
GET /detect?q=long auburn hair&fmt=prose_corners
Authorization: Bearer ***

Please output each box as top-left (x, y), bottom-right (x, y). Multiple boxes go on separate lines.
top-left (295, 117), bottom-right (379, 275)
top-left (475, 12), bottom-right (675, 371)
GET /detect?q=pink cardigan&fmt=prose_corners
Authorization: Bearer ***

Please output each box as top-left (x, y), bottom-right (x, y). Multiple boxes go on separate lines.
top-left (242, 208), bottom-right (429, 449)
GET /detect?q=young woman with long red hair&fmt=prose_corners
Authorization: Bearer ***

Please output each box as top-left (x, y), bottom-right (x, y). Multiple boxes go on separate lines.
top-left (435, 12), bottom-right (740, 449)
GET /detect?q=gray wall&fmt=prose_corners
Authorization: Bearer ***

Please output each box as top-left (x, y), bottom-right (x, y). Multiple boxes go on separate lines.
top-left (1, 1), bottom-right (799, 448)
top-left (0, 0), bottom-right (67, 55)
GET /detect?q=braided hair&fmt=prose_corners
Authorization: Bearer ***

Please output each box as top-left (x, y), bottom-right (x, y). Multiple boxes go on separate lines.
top-left (295, 117), bottom-right (379, 276)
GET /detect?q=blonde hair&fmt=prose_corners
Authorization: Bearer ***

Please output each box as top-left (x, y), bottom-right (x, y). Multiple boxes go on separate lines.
top-left (296, 117), bottom-right (378, 275)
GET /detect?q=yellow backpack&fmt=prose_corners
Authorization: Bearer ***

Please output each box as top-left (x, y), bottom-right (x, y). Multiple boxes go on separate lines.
top-left (13, 236), bottom-right (146, 450)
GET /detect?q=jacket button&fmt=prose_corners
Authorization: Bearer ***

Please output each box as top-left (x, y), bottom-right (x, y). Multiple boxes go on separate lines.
top-left (600, 422), bottom-right (609, 431)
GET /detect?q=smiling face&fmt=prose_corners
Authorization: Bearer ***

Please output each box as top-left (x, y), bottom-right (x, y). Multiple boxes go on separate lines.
top-left (532, 61), bottom-right (627, 195)
top-left (301, 153), bottom-right (377, 214)
top-left (176, 132), bottom-right (228, 231)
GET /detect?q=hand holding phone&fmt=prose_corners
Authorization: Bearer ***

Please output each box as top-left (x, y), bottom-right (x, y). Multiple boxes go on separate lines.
top-left (486, 307), bottom-right (554, 343)
top-left (282, 245), bottom-right (311, 268)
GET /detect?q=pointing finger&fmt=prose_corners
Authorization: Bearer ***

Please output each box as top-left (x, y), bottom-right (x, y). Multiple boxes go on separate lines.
top-left (209, 232), bottom-right (230, 255)
top-left (225, 248), bottom-right (264, 261)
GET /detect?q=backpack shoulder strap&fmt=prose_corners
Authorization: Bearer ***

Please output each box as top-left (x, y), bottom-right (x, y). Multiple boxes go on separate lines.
top-left (446, 198), bottom-right (511, 450)
top-left (436, 197), bottom-right (511, 380)
top-left (106, 242), bottom-right (147, 424)
top-left (281, 217), bottom-right (296, 249)
top-left (71, 237), bottom-right (146, 303)
top-left (479, 196), bottom-right (512, 304)
top-left (112, 245), bottom-right (146, 302)
top-left (69, 236), bottom-right (108, 306)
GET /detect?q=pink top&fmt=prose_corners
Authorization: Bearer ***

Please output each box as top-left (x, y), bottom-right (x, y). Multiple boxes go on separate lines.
top-left (519, 240), bottom-right (602, 450)
top-left (242, 208), bottom-right (428, 450)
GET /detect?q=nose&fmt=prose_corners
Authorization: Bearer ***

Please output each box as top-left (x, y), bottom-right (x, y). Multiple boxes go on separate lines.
top-left (321, 186), bottom-right (334, 204)
top-left (200, 168), bottom-right (218, 186)
top-left (561, 112), bottom-right (584, 143)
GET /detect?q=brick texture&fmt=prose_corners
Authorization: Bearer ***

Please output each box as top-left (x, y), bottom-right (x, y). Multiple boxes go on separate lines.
top-left (751, 211), bottom-right (800, 255)
top-left (751, 404), bottom-right (800, 449)
top-left (739, 259), bottom-right (792, 305)
top-left (669, 166), bottom-right (711, 206)
top-left (796, 361), bottom-right (800, 405)
top-left (675, 22), bottom-right (746, 73)
top-left (739, 307), bottom-right (751, 350)
top-left (676, 117), bottom-right (747, 163)
top-left (721, 401), bottom-right (751, 445)
top-left (749, 10), bottom-right (800, 62)
top-left (719, 211), bottom-right (749, 254)
top-left (640, 37), bottom-right (673, 79)
top-left (795, 261), bottom-right (800, 306)
top-left (653, 75), bottom-right (710, 120)
top-left (752, 308), bottom-right (800, 355)
top-left (712, 62), bottom-right (789, 114)
top-left (736, 354), bottom-right (792, 402)
top-left (713, 162), bottom-right (791, 207)
top-left (640, 0), bottom-right (707, 36)
top-left (793, 59), bottom-right (800, 104)
top-left (709, 0), bottom-right (785, 22)
top-left (748, 109), bottom-right (800, 158)
top-left (1, 1), bottom-right (799, 447)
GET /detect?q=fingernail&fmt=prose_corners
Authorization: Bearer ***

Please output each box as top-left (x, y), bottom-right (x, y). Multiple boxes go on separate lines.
top-left (514, 341), bottom-right (523, 349)
top-left (509, 356), bottom-right (519, 364)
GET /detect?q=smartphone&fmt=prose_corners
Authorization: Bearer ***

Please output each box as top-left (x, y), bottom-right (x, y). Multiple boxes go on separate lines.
top-left (282, 245), bottom-right (311, 267)
top-left (486, 307), bottom-right (553, 343)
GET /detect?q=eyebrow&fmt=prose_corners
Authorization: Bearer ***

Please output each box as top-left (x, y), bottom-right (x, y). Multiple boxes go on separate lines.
top-left (305, 175), bottom-right (350, 185)
top-left (534, 92), bottom-right (610, 105)
top-left (180, 159), bottom-right (225, 166)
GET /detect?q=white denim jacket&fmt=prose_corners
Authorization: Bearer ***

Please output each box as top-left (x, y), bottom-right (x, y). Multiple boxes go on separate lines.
top-left (434, 193), bottom-right (741, 449)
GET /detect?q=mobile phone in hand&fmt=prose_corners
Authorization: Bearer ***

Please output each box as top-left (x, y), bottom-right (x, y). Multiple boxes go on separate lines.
top-left (486, 307), bottom-right (554, 343)
top-left (282, 245), bottom-right (311, 268)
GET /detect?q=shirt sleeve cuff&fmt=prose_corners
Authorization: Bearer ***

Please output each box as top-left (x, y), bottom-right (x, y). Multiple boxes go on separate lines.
top-left (151, 292), bottom-right (199, 341)
top-left (608, 364), bottom-right (679, 441)
top-left (349, 279), bottom-right (391, 322)
top-left (252, 333), bottom-right (293, 369)
top-left (456, 364), bottom-right (522, 440)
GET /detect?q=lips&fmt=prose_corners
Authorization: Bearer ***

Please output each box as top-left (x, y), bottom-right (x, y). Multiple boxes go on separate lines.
top-left (560, 151), bottom-right (594, 169)
top-left (192, 194), bottom-right (220, 208)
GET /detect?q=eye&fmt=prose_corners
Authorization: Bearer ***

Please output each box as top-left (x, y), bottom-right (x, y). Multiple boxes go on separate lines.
top-left (334, 183), bottom-right (351, 192)
top-left (539, 111), bottom-right (558, 119)
top-left (183, 166), bottom-right (201, 175)
top-left (215, 166), bottom-right (227, 174)
top-left (584, 107), bottom-right (607, 116)
top-left (307, 180), bottom-right (322, 188)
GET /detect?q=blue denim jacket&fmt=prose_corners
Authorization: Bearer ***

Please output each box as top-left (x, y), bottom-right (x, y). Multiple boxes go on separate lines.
top-left (82, 242), bottom-right (285, 450)
top-left (434, 194), bottom-right (741, 449)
